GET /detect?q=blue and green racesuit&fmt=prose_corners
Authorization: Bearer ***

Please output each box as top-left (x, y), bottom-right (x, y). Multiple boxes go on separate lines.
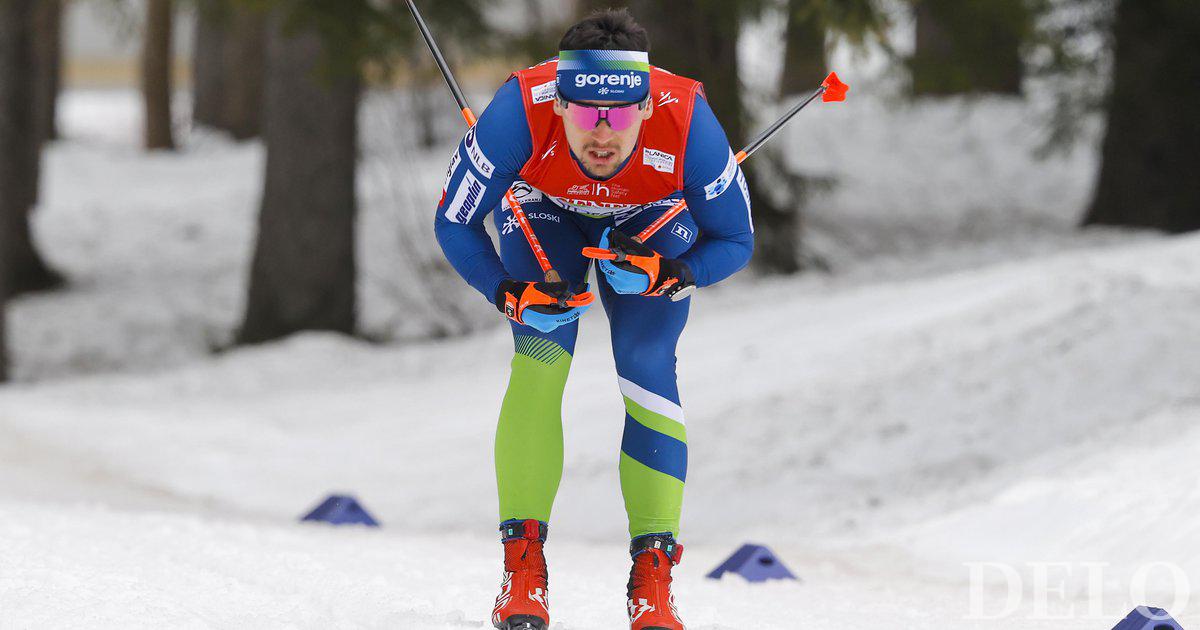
top-left (434, 78), bottom-right (753, 538)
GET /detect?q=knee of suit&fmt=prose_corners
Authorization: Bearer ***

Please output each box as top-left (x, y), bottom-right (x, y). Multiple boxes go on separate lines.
top-left (613, 339), bottom-right (678, 384)
top-left (510, 333), bottom-right (573, 383)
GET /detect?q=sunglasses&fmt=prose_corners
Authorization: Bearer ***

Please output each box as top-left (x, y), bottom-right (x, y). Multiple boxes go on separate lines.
top-left (558, 95), bottom-right (649, 132)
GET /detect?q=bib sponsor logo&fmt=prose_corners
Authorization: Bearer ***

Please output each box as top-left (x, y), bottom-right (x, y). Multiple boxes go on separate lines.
top-left (657, 91), bottom-right (680, 107)
top-left (573, 72), bottom-right (644, 89)
top-left (464, 127), bottom-right (495, 179)
top-left (531, 79), bottom-right (557, 104)
top-left (565, 182), bottom-right (628, 199)
top-left (541, 141), bottom-right (558, 160)
top-left (704, 149), bottom-right (740, 200)
top-left (553, 196), bottom-right (634, 211)
top-left (510, 181), bottom-right (544, 203)
top-left (642, 148), bottom-right (676, 174)
top-left (445, 171), bottom-right (484, 224)
top-left (548, 195), bottom-right (638, 218)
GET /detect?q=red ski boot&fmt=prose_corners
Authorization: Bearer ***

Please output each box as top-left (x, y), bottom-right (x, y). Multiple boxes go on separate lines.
top-left (491, 519), bottom-right (550, 630)
top-left (626, 533), bottom-right (686, 630)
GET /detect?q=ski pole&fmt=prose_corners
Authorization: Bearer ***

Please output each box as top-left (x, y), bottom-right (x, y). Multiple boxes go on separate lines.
top-left (404, 0), bottom-right (563, 284)
top-left (628, 72), bottom-right (849, 244)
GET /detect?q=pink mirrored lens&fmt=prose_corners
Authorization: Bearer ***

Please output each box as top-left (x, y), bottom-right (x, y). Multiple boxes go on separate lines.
top-left (565, 103), bottom-right (640, 132)
top-left (601, 105), bottom-right (640, 131)
top-left (565, 105), bottom-right (601, 130)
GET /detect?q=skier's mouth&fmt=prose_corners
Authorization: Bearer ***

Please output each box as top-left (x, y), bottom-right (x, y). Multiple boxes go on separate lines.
top-left (587, 148), bottom-right (618, 164)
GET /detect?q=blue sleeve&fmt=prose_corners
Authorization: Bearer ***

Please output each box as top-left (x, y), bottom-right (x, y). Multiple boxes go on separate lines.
top-left (433, 78), bottom-right (533, 303)
top-left (678, 94), bottom-right (755, 287)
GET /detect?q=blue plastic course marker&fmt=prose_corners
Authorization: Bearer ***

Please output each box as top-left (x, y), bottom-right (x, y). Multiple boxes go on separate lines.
top-left (1111, 607), bottom-right (1184, 630)
top-left (300, 494), bottom-right (380, 527)
top-left (706, 543), bottom-right (797, 582)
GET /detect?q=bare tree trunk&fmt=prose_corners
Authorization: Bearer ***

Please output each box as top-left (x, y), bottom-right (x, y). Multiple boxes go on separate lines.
top-left (1, 0), bottom-right (38, 380)
top-left (2, 0), bottom-right (62, 297)
top-left (237, 12), bottom-right (360, 345)
top-left (910, 0), bottom-right (1026, 96)
top-left (221, 6), bottom-right (264, 140)
top-left (1084, 0), bottom-right (1200, 232)
top-left (192, 0), bottom-right (227, 129)
top-left (192, 1), bottom-right (264, 139)
top-left (142, 0), bottom-right (175, 150)
top-left (630, 0), bottom-right (802, 273)
top-left (0, 257), bottom-right (6, 380)
top-left (780, 0), bottom-right (827, 96)
top-left (32, 0), bottom-right (61, 143)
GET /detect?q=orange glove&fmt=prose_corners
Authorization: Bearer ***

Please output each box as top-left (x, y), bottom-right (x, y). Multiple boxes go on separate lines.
top-left (495, 280), bottom-right (594, 332)
top-left (582, 229), bottom-right (695, 301)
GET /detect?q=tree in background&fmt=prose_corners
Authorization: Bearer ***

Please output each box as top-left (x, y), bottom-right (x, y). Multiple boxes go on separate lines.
top-left (222, 6), bottom-right (266, 139)
top-left (781, 0), bottom-right (887, 96)
top-left (142, 0), bottom-right (175, 149)
top-left (33, 0), bottom-right (62, 143)
top-left (237, 7), bottom-right (361, 344)
top-left (192, 0), bottom-right (265, 140)
top-left (579, 2), bottom-right (886, 273)
top-left (236, 0), bottom-right (488, 344)
top-left (0, 0), bottom-right (38, 380)
top-left (618, 0), bottom-right (817, 273)
top-left (404, 0), bottom-right (496, 150)
top-left (192, 0), bottom-right (226, 128)
top-left (781, 0), bottom-right (828, 94)
top-left (2, 0), bottom-right (63, 298)
top-left (908, 0), bottom-right (1033, 96)
top-left (1084, 0), bottom-right (1200, 233)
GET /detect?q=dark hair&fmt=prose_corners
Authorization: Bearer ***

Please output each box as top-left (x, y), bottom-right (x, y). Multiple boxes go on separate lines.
top-left (558, 8), bottom-right (650, 53)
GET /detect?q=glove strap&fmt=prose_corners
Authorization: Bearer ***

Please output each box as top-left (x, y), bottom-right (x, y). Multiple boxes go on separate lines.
top-left (503, 291), bottom-right (522, 324)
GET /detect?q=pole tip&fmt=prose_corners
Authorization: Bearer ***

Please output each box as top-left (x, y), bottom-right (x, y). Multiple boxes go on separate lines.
top-left (822, 72), bottom-right (849, 102)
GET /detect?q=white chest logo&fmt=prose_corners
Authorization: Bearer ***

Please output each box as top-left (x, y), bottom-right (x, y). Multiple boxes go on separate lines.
top-left (531, 80), bottom-right (557, 104)
top-left (643, 148), bottom-right (676, 174)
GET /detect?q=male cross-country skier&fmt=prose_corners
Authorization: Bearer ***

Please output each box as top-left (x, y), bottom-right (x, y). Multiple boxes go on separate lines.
top-left (433, 9), bottom-right (753, 630)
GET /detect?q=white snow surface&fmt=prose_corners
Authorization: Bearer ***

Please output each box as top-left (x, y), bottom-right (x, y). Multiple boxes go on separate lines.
top-left (3, 90), bottom-right (1199, 628)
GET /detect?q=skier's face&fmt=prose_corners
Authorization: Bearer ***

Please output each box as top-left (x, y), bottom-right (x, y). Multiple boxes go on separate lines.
top-left (554, 98), bottom-right (653, 179)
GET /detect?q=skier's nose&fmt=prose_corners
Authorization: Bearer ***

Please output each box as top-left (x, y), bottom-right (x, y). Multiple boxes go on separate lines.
top-left (591, 122), bottom-right (615, 142)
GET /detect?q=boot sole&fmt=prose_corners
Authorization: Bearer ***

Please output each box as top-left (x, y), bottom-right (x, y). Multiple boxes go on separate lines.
top-left (500, 614), bottom-right (547, 630)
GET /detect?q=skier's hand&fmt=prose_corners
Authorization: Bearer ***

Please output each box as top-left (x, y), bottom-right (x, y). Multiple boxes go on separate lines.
top-left (495, 279), bottom-right (594, 333)
top-left (583, 228), bottom-right (695, 301)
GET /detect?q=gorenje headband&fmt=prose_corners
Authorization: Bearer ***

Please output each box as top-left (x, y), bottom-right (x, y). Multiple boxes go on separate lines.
top-left (556, 49), bottom-right (651, 104)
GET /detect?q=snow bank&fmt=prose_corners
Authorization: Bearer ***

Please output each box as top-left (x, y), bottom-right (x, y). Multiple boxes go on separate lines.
top-left (3, 231), bottom-right (1198, 627)
top-left (5, 84), bottom-right (1197, 628)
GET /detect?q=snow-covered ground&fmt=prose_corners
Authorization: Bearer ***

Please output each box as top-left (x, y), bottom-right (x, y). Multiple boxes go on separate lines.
top-left (3, 82), bottom-right (1197, 628)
